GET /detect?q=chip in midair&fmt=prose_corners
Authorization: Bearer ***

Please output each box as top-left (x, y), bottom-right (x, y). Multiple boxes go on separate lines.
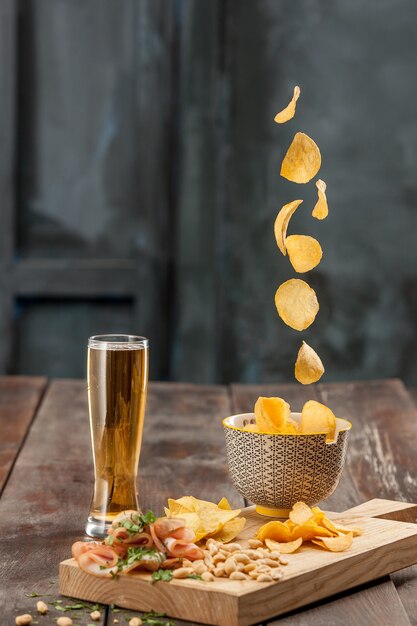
top-left (275, 279), bottom-right (319, 331)
top-left (312, 532), bottom-right (353, 552)
top-left (274, 86), bottom-right (301, 124)
top-left (285, 235), bottom-right (323, 273)
top-left (274, 199), bottom-right (303, 256)
top-left (301, 400), bottom-right (337, 442)
top-left (281, 132), bottom-right (322, 184)
top-left (295, 341), bottom-right (325, 385)
top-left (254, 396), bottom-right (291, 433)
top-left (312, 179), bottom-right (328, 220)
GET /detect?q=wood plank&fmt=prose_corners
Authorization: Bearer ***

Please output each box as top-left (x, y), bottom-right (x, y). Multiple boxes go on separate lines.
top-left (0, 380), bottom-right (233, 625)
top-left (0, 376), bottom-right (47, 493)
top-left (173, 0), bottom-right (225, 383)
top-left (61, 501), bottom-right (417, 626)
top-left (0, 0), bottom-right (16, 374)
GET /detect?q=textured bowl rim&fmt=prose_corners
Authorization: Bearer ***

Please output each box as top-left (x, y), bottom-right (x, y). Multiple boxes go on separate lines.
top-left (222, 412), bottom-right (352, 436)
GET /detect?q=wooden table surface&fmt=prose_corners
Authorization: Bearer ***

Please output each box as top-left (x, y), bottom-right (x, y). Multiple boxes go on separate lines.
top-left (1, 377), bottom-right (417, 625)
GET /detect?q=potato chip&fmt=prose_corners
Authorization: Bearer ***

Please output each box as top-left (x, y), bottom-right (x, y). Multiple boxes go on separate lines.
top-left (211, 517), bottom-right (246, 543)
top-left (254, 396), bottom-right (291, 433)
top-left (289, 502), bottom-right (313, 525)
top-left (274, 199), bottom-right (303, 256)
top-left (280, 418), bottom-right (299, 434)
top-left (285, 235), bottom-right (323, 273)
top-left (256, 520), bottom-right (292, 543)
top-left (165, 496), bottom-right (244, 543)
top-left (295, 341), bottom-right (325, 385)
top-left (275, 279), bottom-right (319, 331)
top-left (281, 132), bottom-right (322, 184)
top-left (265, 537), bottom-right (303, 554)
top-left (312, 532), bottom-right (353, 552)
top-left (301, 400), bottom-right (337, 442)
top-left (312, 179), bottom-right (328, 220)
top-left (274, 86), bottom-right (301, 124)
top-left (217, 497), bottom-right (232, 510)
top-left (242, 423), bottom-right (259, 433)
top-left (291, 523), bottom-right (334, 541)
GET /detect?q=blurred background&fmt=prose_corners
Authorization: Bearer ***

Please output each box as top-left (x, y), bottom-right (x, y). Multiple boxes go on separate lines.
top-left (1, 0), bottom-right (417, 384)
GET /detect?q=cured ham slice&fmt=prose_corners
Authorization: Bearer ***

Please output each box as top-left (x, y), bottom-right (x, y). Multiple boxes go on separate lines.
top-left (163, 536), bottom-right (204, 560)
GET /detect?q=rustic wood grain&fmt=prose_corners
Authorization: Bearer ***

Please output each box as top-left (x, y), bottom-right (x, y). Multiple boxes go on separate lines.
top-left (0, 376), bottom-right (47, 493)
top-left (0, 0), bottom-right (16, 374)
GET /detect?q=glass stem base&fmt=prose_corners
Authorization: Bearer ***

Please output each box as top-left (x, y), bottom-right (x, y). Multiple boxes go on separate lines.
top-left (85, 515), bottom-right (112, 538)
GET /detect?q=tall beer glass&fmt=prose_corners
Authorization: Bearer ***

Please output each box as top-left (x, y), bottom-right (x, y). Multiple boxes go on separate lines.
top-left (86, 334), bottom-right (149, 537)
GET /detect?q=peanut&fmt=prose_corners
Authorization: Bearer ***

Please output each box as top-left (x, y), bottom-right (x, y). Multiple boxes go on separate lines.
top-left (212, 553), bottom-right (226, 565)
top-left (280, 557), bottom-right (289, 565)
top-left (261, 558), bottom-right (280, 568)
top-left (271, 569), bottom-right (284, 581)
top-left (257, 574), bottom-right (273, 582)
top-left (243, 549), bottom-right (259, 559)
top-left (128, 619), bottom-right (143, 626)
top-left (57, 618), bottom-right (73, 626)
top-left (213, 567), bottom-right (225, 577)
top-left (201, 571), bottom-right (214, 582)
top-left (193, 562), bottom-right (208, 575)
top-left (243, 563), bottom-right (256, 573)
top-left (36, 601), bottom-right (48, 615)
top-left (224, 557), bottom-right (237, 576)
top-left (235, 562), bottom-right (245, 572)
top-left (15, 616), bottom-right (32, 626)
top-left (268, 551), bottom-right (281, 560)
top-left (248, 539), bottom-right (263, 549)
top-left (256, 565), bottom-right (272, 573)
top-left (173, 567), bottom-right (195, 579)
top-left (221, 542), bottom-right (241, 552)
top-left (234, 553), bottom-right (250, 564)
top-left (90, 610), bottom-right (101, 621)
top-left (229, 571), bottom-right (247, 580)
top-left (182, 558), bottom-right (193, 568)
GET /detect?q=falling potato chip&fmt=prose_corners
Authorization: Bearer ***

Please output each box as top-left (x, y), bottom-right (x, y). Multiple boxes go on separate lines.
top-left (301, 400), bottom-right (337, 443)
top-left (242, 423), bottom-right (260, 433)
top-left (295, 341), bottom-right (325, 385)
top-left (274, 86), bottom-right (301, 124)
top-left (254, 396), bottom-right (291, 433)
top-left (275, 279), bottom-right (319, 331)
top-left (281, 132), bottom-right (322, 184)
top-left (211, 517), bottom-right (246, 543)
top-left (312, 179), bottom-right (329, 220)
top-left (285, 235), bottom-right (323, 273)
top-left (274, 199), bottom-right (303, 256)
top-left (256, 520), bottom-right (292, 543)
top-left (289, 501), bottom-right (313, 525)
top-left (265, 537), bottom-right (303, 554)
top-left (217, 497), bottom-right (232, 510)
top-left (312, 532), bottom-right (353, 552)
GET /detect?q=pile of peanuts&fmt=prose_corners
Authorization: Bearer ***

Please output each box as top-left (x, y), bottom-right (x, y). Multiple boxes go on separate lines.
top-left (172, 538), bottom-right (286, 583)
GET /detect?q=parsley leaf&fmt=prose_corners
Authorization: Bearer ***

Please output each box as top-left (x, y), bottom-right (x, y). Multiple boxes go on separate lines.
top-left (151, 569), bottom-right (173, 582)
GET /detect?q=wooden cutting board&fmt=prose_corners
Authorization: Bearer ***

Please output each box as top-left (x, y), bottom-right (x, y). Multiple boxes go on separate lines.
top-left (59, 498), bottom-right (417, 626)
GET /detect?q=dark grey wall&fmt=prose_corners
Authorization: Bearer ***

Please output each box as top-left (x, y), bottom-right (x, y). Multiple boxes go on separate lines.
top-left (1, 0), bottom-right (417, 385)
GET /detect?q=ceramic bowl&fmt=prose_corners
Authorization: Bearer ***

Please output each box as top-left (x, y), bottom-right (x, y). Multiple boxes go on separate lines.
top-left (223, 412), bottom-right (351, 517)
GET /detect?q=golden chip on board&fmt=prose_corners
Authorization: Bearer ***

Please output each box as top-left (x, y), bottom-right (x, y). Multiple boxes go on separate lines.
top-left (301, 400), bottom-right (337, 442)
top-left (295, 341), bottom-right (325, 385)
top-left (275, 279), bottom-right (319, 331)
top-left (312, 179), bottom-right (329, 220)
top-left (285, 234), bottom-right (323, 273)
top-left (281, 132), bottom-right (322, 183)
top-left (274, 199), bottom-right (304, 256)
top-left (312, 532), bottom-right (354, 552)
top-left (274, 85), bottom-right (301, 124)
top-left (265, 537), bottom-right (303, 553)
